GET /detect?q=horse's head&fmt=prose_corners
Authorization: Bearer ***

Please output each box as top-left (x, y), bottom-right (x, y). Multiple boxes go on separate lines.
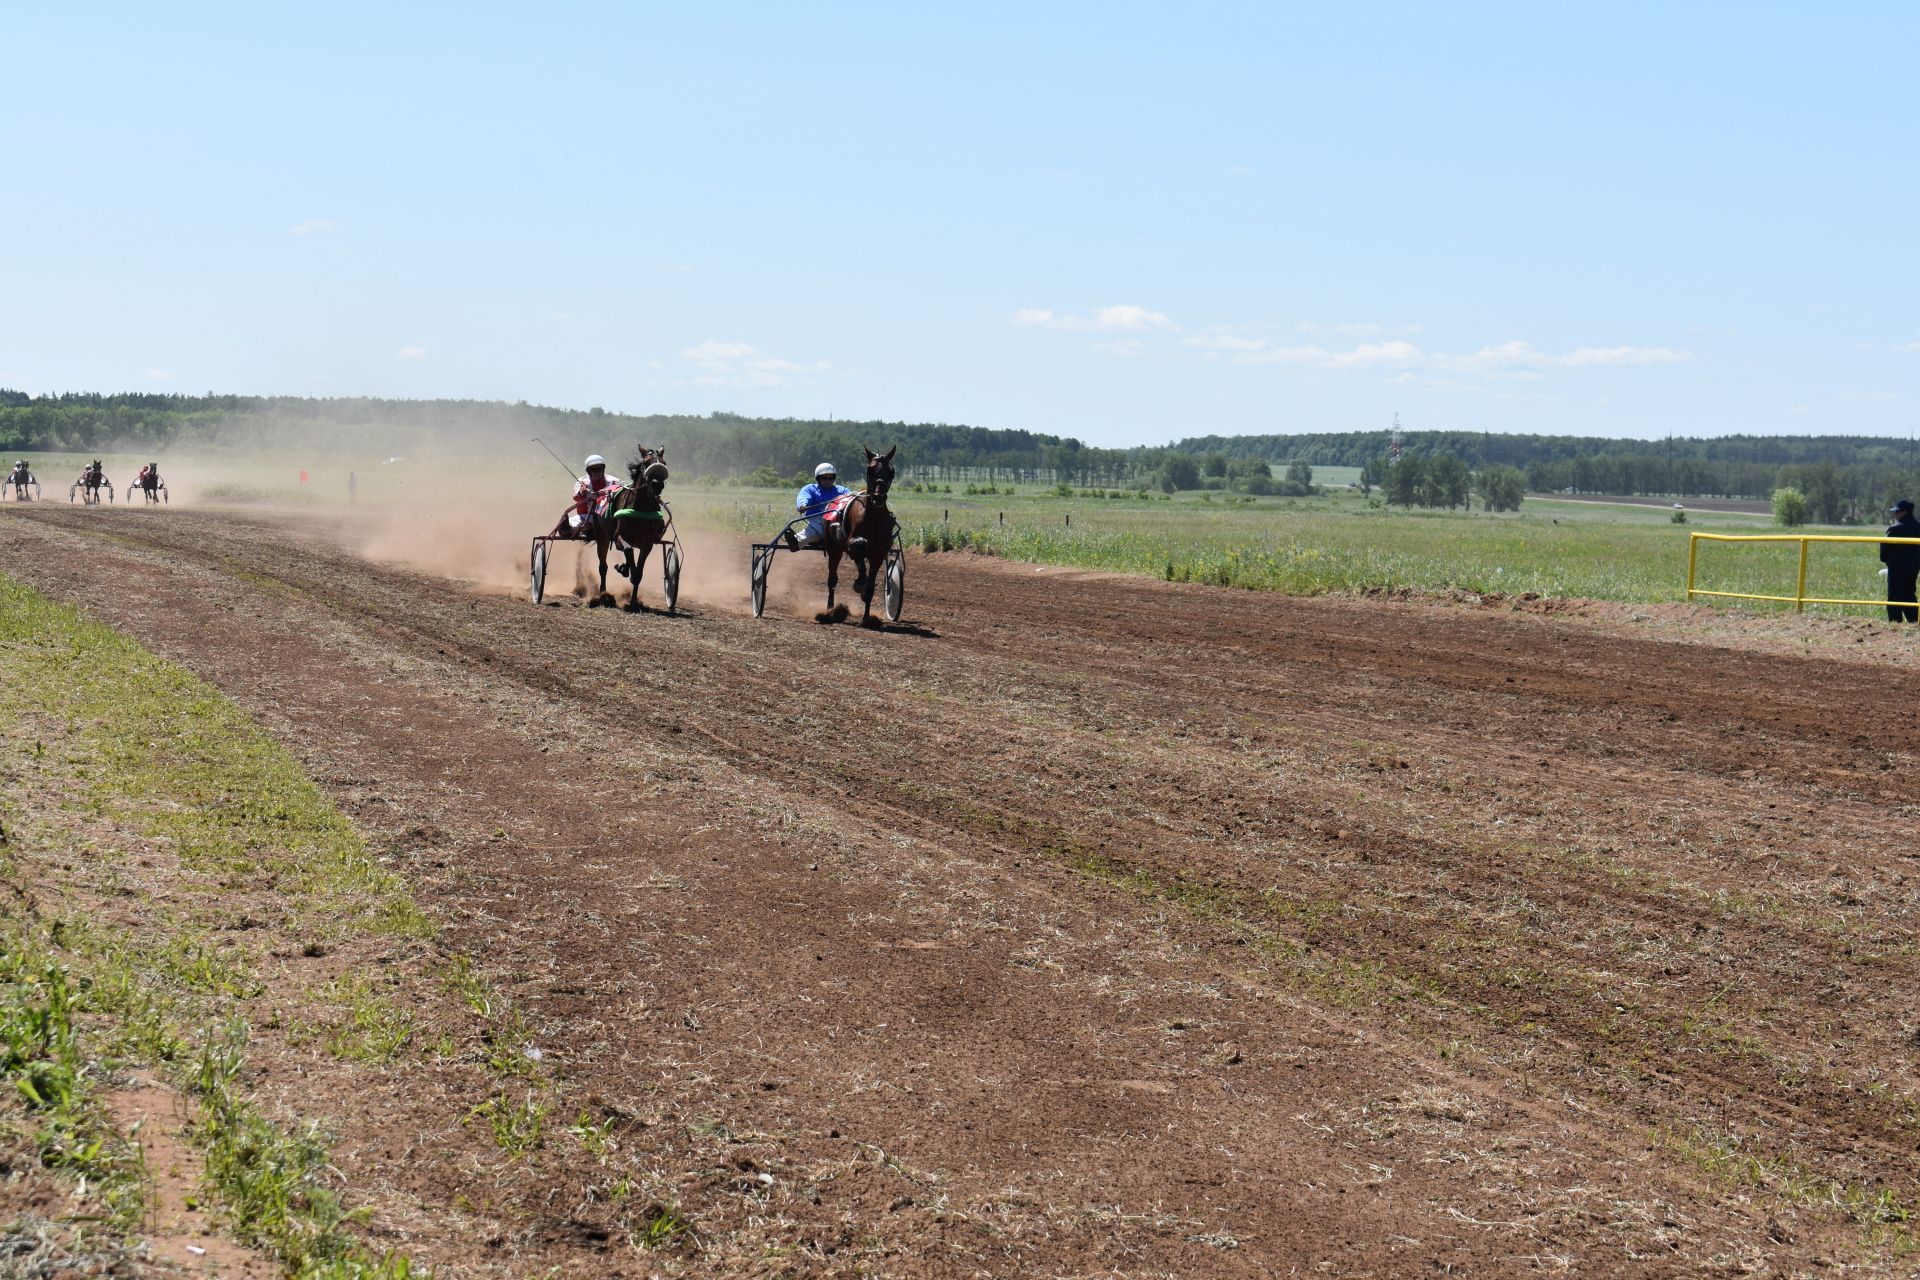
top-left (862, 444), bottom-right (897, 503)
top-left (628, 446), bottom-right (669, 499)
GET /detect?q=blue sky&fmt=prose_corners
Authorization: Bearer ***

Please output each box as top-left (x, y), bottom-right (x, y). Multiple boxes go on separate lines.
top-left (2, 2), bottom-right (1914, 446)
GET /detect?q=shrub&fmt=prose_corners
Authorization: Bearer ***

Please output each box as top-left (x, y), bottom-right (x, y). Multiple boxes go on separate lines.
top-left (1772, 486), bottom-right (1809, 527)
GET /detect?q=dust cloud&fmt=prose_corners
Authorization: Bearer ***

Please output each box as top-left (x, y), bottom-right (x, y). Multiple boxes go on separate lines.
top-left (27, 425), bottom-right (855, 620)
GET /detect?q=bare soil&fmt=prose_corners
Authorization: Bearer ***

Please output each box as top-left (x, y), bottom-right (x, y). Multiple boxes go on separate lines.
top-left (6, 503), bottom-right (1920, 1277)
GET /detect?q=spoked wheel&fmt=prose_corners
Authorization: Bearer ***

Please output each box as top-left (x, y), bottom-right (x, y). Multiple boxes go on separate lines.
top-left (883, 550), bottom-right (905, 623)
top-left (529, 539), bottom-right (549, 604)
top-left (662, 543), bottom-right (682, 613)
top-left (750, 548), bottom-right (770, 618)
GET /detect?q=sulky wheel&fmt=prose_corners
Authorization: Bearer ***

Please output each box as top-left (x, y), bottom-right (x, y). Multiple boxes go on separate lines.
top-left (749, 548), bottom-right (770, 618)
top-left (662, 543), bottom-right (682, 613)
top-left (529, 540), bottom-right (549, 604)
top-left (883, 551), bottom-right (905, 623)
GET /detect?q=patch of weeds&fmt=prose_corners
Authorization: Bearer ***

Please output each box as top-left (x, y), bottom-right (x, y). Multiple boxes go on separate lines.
top-left (191, 1021), bottom-right (422, 1277)
top-left (633, 1204), bottom-right (689, 1250)
top-left (1655, 1124), bottom-right (1919, 1253)
top-left (0, 928), bottom-right (145, 1230)
top-left (319, 974), bottom-right (414, 1063)
top-left (482, 1009), bottom-right (542, 1079)
top-left (568, 1110), bottom-right (618, 1163)
top-left (466, 1088), bottom-right (547, 1160)
top-left (441, 955), bottom-right (492, 1018)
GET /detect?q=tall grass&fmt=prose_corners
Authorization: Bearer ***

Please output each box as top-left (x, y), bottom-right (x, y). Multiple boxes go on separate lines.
top-left (672, 486), bottom-right (1886, 611)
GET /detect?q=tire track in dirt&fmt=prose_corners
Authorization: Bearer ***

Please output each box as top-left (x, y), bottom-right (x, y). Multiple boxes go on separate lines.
top-left (8, 504), bottom-right (1919, 1274)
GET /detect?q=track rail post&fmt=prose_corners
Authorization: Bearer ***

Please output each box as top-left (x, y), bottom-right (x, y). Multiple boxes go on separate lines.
top-left (1795, 538), bottom-right (1809, 613)
top-left (1686, 532), bottom-right (1699, 602)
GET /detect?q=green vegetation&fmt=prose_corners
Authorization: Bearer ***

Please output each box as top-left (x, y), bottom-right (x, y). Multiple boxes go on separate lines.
top-left (1654, 1124), bottom-right (1917, 1253)
top-left (464, 1088), bottom-right (547, 1160)
top-left (704, 480), bottom-right (1901, 609)
top-left (1773, 485), bottom-right (1810, 526)
top-left (0, 572), bottom-right (424, 1276)
top-left (1180, 426), bottom-right (1920, 514)
top-left (0, 928), bottom-right (147, 1249)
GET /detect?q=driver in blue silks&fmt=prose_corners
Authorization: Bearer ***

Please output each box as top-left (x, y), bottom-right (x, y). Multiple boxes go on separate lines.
top-left (787, 462), bottom-right (852, 549)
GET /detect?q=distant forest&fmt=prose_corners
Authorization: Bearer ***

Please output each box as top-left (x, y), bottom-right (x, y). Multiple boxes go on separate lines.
top-left (4, 391), bottom-right (1918, 522)
top-left (1178, 430), bottom-right (1920, 522)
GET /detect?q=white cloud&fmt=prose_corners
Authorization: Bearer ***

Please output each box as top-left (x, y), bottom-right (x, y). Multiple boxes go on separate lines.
top-left (1182, 328), bottom-right (1270, 353)
top-left (143, 368), bottom-right (173, 382)
top-left (1786, 404), bottom-right (1809, 415)
top-left (395, 345), bottom-right (426, 361)
top-left (1836, 390), bottom-right (1899, 403)
top-left (289, 218), bottom-right (336, 236)
top-left (1092, 338), bottom-right (1147, 357)
top-left (1012, 304), bottom-right (1177, 333)
top-left (1438, 340), bottom-right (1687, 372)
top-left (681, 340), bottom-right (831, 387)
top-left (1241, 339), bottom-right (1426, 369)
top-left (682, 341), bottom-right (756, 364)
top-left (1895, 339), bottom-right (1920, 353)
top-left (1296, 320), bottom-right (1385, 337)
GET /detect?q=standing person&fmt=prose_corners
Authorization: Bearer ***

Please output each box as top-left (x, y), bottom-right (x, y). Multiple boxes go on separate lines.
top-left (1881, 499), bottom-right (1920, 622)
top-left (786, 463), bottom-right (852, 548)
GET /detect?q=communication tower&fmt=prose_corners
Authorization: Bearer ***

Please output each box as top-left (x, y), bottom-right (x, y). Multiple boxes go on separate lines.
top-left (1389, 413), bottom-right (1404, 465)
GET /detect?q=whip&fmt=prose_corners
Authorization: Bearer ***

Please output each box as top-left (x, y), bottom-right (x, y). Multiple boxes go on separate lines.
top-left (530, 437), bottom-right (581, 484)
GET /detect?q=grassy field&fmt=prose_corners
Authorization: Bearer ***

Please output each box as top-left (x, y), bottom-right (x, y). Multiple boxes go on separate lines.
top-left (0, 572), bottom-right (427, 1276)
top-left (20, 445), bottom-right (1901, 614)
top-left (699, 479), bottom-right (1887, 610)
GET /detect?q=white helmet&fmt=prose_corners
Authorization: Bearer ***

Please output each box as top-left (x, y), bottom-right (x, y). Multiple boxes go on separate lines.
top-left (814, 462), bottom-right (837, 478)
top-left (584, 454), bottom-right (607, 468)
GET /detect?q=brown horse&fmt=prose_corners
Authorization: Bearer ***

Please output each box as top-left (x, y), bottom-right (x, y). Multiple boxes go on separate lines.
top-left (601, 446), bottom-right (671, 610)
top-left (822, 445), bottom-right (896, 626)
top-left (76, 460), bottom-right (110, 504)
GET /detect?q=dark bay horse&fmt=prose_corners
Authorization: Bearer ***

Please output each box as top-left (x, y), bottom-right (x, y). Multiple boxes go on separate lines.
top-left (822, 445), bottom-right (896, 626)
top-left (589, 446), bottom-right (670, 610)
top-left (78, 460), bottom-right (109, 504)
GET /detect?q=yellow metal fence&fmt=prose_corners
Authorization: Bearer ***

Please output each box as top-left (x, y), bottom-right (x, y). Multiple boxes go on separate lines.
top-left (1686, 532), bottom-right (1920, 611)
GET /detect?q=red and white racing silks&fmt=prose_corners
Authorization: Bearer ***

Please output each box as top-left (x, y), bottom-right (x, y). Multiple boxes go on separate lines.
top-left (573, 474), bottom-right (620, 517)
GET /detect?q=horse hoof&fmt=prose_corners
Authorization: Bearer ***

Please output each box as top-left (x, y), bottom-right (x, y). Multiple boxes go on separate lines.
top-left (861, 614), bottom-right (880, 629)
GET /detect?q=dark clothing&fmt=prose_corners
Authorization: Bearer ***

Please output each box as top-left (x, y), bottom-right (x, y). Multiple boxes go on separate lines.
top-left (1882, 516), bottom-right (1920, 621)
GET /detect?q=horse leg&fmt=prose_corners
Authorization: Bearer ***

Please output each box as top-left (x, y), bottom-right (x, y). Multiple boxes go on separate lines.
top-left (594, 534), bottom-right (614, 606)
top-left (859, 545), bottom-right (881, 627)
top-left (627, 539), bottom-right (650, 612)
top-left (820, 539), bottom-right (848, 622)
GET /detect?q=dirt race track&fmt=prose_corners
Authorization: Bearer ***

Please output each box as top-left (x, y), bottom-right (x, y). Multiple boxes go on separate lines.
top-left (8, 504), bottom-right (1920, 1277)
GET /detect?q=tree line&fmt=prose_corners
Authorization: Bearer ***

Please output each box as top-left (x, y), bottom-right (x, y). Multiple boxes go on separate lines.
top-left (2, 392), bottom-right (1910, 518)
top-left (1178, 427), bottom-right (1920, 518)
